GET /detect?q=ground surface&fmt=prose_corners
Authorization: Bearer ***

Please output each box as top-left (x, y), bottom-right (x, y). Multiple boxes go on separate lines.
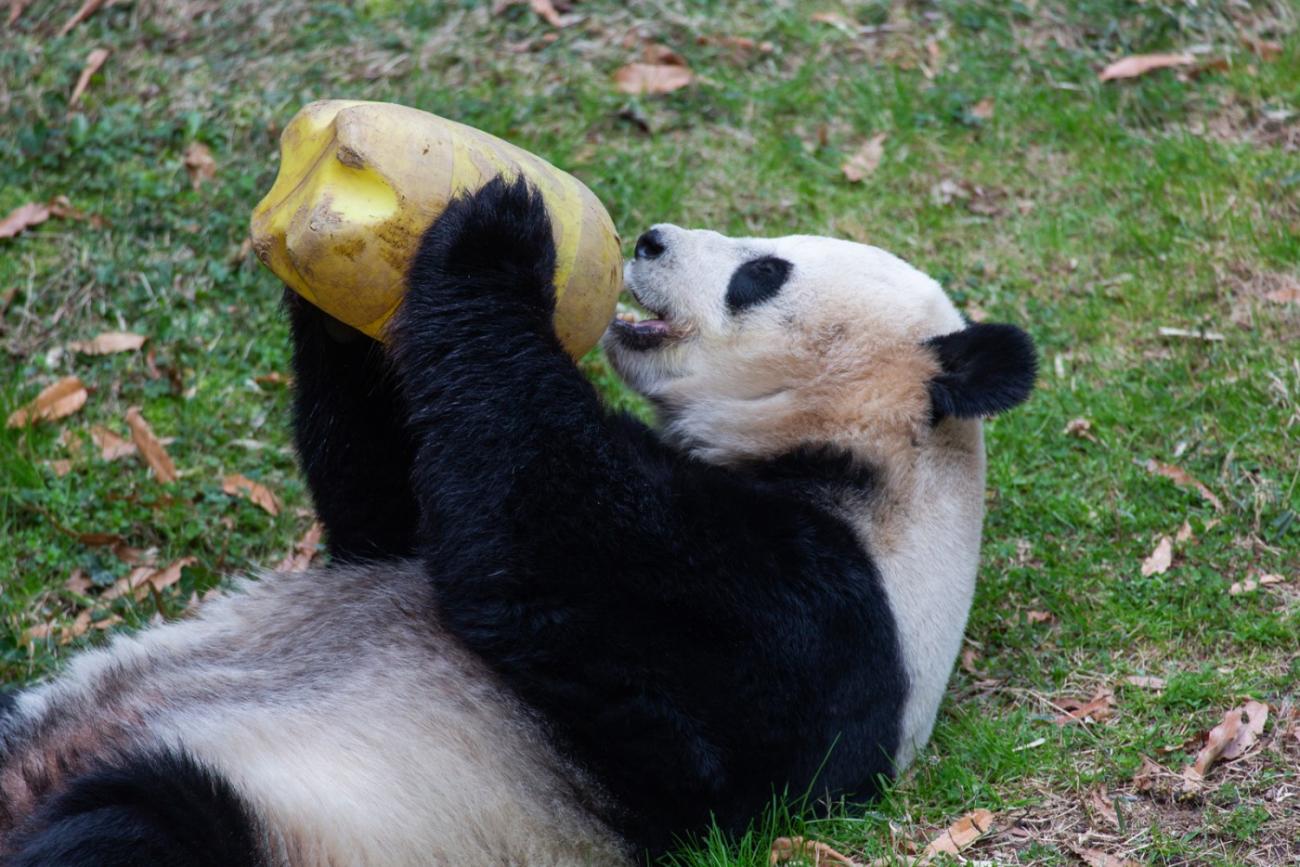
top-left (1, 1), bottom-right (1297, 864)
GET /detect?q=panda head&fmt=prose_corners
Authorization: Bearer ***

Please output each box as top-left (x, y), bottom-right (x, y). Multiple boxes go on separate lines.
top-left (603, 225), bottom-right (1036, 467)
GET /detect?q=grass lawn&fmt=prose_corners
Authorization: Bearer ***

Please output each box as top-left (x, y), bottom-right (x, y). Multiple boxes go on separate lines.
top-left (2, 0), bottom-right (1297, 863)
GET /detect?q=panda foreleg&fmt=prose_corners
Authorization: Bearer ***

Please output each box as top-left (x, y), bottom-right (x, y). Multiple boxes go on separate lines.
top-left (285, 288), bottom-right (420, 563)
top-left (386, 176), bottom-right (642, 555)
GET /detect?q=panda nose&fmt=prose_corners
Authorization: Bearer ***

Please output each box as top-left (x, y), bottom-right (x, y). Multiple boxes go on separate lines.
top-left (634, 229), bottom-right (666, 261)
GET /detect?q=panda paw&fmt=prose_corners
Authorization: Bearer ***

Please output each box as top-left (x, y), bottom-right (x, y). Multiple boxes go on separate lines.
top-left (405, 175), bottom-right (558, 317)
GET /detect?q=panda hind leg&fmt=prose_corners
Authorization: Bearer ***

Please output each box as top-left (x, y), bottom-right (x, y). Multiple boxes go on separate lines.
top-left (6, 751), bottom-right (265, 867)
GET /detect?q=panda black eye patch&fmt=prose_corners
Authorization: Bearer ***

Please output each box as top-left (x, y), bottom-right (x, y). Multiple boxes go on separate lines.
top-left (726, 256), bottom-right (792, 313)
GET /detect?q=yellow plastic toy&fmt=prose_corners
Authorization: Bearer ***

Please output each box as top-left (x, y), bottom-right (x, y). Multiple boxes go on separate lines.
top-left (250, 100), bottom-right (622, 356)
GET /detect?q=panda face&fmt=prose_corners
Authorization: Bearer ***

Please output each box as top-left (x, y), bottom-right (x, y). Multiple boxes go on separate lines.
top-left (603, 225), bottom-right (968, 465)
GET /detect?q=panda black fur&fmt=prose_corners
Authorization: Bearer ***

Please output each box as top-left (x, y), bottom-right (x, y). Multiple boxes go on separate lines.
top-left (0, 178), bottom-right (1035, 865)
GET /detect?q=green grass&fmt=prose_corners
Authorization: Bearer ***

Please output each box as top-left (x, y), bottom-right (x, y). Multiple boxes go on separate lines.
top-left (2, 0), bottom-right (1298, 863)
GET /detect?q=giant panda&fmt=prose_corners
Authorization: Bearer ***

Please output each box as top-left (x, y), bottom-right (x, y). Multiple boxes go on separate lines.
top-left (0, 177), bottom-right (1035, 866)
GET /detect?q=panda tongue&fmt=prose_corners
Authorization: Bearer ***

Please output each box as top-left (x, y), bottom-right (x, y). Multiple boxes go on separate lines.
top-left (633, 319), bottom-right (671, 335)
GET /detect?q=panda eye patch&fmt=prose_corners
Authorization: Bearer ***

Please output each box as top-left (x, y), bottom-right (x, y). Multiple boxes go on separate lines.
top-left (726, 256), bottom-right (792, 313)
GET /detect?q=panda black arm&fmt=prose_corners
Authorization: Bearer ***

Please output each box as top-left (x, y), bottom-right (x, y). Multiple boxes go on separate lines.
top-left (387, 179), bottom-right (907, 853)
top-left (285, 289), bottom-right (419, 562)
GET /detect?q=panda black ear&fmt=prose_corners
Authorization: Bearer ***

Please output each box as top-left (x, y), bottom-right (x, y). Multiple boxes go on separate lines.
top-left (925, 322), bottom-right (1037, 420)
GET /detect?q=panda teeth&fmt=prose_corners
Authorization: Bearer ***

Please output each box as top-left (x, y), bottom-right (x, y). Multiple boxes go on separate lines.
top-left (615, 302), bottom-right (643, 324)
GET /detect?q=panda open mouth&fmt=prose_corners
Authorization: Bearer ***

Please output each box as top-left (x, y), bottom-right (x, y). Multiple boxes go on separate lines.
top-left (610, 302), bottom-right (676, 351)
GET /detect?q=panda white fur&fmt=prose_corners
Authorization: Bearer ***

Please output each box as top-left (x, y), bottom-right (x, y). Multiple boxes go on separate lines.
top-left (0, 178), bottom-right (1035, 866)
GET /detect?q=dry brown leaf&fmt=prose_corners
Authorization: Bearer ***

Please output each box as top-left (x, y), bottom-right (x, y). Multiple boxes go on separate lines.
top-left (769, 836), bottom-right (860, 865)
top-left (970, 97), bottom-right (995, 120)
top-left (1064, 417), bottom-right (1097, 441)
top-left (1026, 609), bottom-right (1053, 623)
top-left (90, 424), bottom-right (135, 460)
top-left (1070, 846), bottom-right (1140, 867)
top-left (223, 473), bottom-right (281, 516)
top-left (1141, 536), bottom-right (1173, 577)
top-left (1099, 53), bottom-right (1194, 82)
top-left (254, 372), bottom-right (292, 387)
top-left (841, 133), bottom-right (887, 183)
top-left (1221, 700), bottom-right (1268, 760)
top-left (103, 557), bottom-right (196, 603)
top-left (183, 142), bottom-right (217, 191)
top-left (1133, 755), bottom-right (1167, 792)
top-left (48, 459), bottom-right (73, 477)
top-left (1124, 675), bottom-right (1166, 690)
top-left (528, 0), bottom-right (565, 27)
top-left (69, 331), bottom-right (146, 355)
top-left (8, 0), bottom-right (36, 26)
top-left (1242, 36), bottom-right (1283, 61)
top-left (57, 0), bottom-right (107, 36)
top-left (613, 50), bottom-right (693, 95)
top-left (65, 568), bottom-right (93, 595)
top-left (1264, 284), bottom-right (1300, 303)
top-left (1179, 702), bottom-right (1268, 794)
top-left (0, 201), bottom-right (52, 239)
top-left (1085, 785), bottom-right (1119, 830)
top-left (1175, 520), bottom-right (1195, 543)
top-left (1054, 688), bottom-right (1116, 725)
top-left (124, 406), bottom-right (177, 483)
top-left (1144, 460), bottom-right (1224, 511)
top-left (69, 47), bottom-right (110, 110)
top-left (276, 522), bottom-right (323, 572)
top-left (7, 376), bottom-right (88, 428)
top-left (920, 808), bottom-right (994, 859)
top-left (960, 647), bottom-right (981, 674)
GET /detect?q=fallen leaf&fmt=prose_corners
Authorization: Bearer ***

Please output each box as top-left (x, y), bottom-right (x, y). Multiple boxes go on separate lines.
top-left (69, 47), bottom-right (110, 110)
top-left (8, 0), bottom-right (35, 26)
top-left (0, 201), bottom-right (53, 240)
top-left (1124, 675), bottom-right (1166, 690)
top-left (841, 133), bottom-right (887, 183)
top-left (90, 424), bottom-right (135, 460)
top-left (930, 178), bottom-right (969, 206)
top-left (68, 331), bottom-right (146, 355)
top-left (1179, 702), bottom-right (1268, 794)
top-left (1070, 846), bottom-right (1140, 867)
top-left (613, 48), bottom-right (693, 95)
top-left (1064, 417), bottom-right (1097, 441)
top-left (970, 97), bottom-right (995, 120)
top-left (65, 568), bottom-right (93, 594)
top-left (1054, 688), bottom-right (1116, 725)
top-left (7, 376), bottom-right (88, 428)
top-left (124, 406), bottom-right (177, 483)
top-left (57, 0), bottom-right (107, 37)
top-left (1145, 460), bottom-right (1224, 511)
top-left (1264, 284), bottom-right (1300, 304)
top-left (276, 521), bottom-right (323, 572)
top-left (1141, 536), bottom-right (1173, 577)
top-left (1085, 785), bottom-right (1119, 830)
top-left (103, 557), bottom-right (195, 602)
top-left (809, 11), bottom-right (857, 34)
top-left (223, 473), bottom-right (281, 516)
top-left (1133, 755), bottom-right (1167, 792)
top-left (47, 459), bottom-right (73, 477)
top-left (254, 372), bottom-right (292, 387)
top-left (1221, 700), bottom-right (1268, 760)
top-left (1241, 36), bottom-right (1282, 61)
top-left (183, 142), bottom-right (217, 191)
top-left (1175, 520), bottom-right (1194, 543)
top-left (960, 647), bottom-right (981, 674)
top-left (919, 808), bottom-right (994, 859)
top-left (1026, 609), bottom-right (1054, 623)
top-left (769, 836), bottom-right (860, 865)
top-left (528, 0), bottom-right (565, 27)
top-left (1099, 53), bottom-right (1195, 82)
